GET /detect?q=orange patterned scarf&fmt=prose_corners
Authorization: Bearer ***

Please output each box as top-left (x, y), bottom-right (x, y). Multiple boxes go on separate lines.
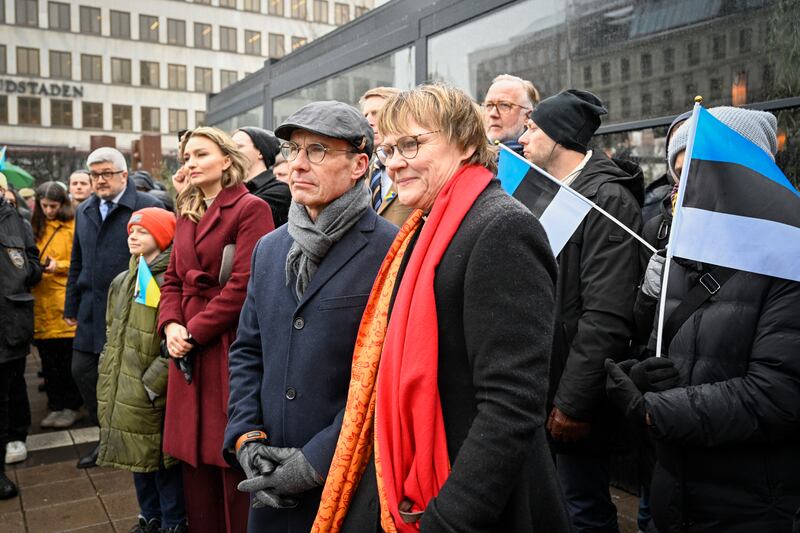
top-left (312, 209), bottom-right (423, 533)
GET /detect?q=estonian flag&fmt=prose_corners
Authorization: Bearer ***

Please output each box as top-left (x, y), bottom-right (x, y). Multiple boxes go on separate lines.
top-left (670, 105), bottom-right (800, 282)
top-left (496, 147), bottom-right (592, 255)
top-left (134, 255), bottom-right (161, 307)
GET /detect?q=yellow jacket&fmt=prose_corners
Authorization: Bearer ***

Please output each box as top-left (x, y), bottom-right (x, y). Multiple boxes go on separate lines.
top-left (32, 218), bottom-right (76, 339)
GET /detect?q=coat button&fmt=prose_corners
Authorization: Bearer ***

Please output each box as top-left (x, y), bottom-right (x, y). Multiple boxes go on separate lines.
top-left (293, 317), bottom-right (305, 330)
top-left (285, 387), bottom-right (296, 400)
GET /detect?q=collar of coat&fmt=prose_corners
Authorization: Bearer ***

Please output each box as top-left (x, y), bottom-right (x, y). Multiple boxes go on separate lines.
top-left (569, 151), bottom-right (645, 207)
top-left (193, 183), bottom-right (250, 243)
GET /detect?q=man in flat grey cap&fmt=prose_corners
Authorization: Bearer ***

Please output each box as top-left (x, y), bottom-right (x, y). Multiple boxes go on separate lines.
top-left (224, 101), bottom-right (398, 532)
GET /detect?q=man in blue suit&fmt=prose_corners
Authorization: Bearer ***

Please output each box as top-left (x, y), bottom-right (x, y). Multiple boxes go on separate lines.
top-left (225, 101), bottom-right (398, 533)
top-left (64, 147), bottom-right (161, 468)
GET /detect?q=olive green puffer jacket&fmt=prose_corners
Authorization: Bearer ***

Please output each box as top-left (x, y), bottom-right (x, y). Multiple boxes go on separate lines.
top-left (96, 247), bottom-right (176, 472)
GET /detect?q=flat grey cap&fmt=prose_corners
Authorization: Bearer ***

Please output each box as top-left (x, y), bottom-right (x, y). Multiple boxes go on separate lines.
top-left (275, 100), bottom-right (374, 156)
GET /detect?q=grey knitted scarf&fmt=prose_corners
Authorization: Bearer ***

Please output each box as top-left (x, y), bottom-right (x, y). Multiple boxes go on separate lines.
top-left (285, 182), bottom-right (370, 299)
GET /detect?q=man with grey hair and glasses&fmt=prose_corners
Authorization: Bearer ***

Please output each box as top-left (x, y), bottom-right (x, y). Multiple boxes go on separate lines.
top-left (482, 74), bottom-right (540, 156)
top-left (64, 147), bottom-right (162, 469)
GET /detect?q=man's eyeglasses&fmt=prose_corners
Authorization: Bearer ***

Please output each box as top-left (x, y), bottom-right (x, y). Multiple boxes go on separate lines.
top-left (481, 101), bottom-right (532, 116)
top-left (280, 141), bottom-right (357, 164)
top-left (375, 131), bottom-right (440, 165)
top-left (89, 170), bottom-right (124, 181)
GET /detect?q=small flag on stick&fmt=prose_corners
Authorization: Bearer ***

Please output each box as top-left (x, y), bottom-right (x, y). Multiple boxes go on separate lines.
top-left (134, 255), bottom-right (161, 307)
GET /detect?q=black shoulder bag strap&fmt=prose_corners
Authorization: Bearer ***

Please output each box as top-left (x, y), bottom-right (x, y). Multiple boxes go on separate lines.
top-left (660, 264), bottom-right (737, 355)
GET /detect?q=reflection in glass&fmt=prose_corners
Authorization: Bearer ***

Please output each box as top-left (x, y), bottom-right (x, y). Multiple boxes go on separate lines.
top-left (215, 106), bottom-right (264, 133)
top-left (272, 47), bottom-right (415, 127)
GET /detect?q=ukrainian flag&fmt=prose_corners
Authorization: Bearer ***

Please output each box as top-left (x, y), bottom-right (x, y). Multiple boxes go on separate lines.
top-left (134, 255), bottom-right (160, 307)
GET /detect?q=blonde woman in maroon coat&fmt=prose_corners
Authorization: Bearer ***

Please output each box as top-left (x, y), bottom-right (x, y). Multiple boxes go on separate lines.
top-left (158, 127), bottom-right (274, 533)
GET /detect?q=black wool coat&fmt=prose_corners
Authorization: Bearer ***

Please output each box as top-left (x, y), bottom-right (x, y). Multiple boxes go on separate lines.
top-left (343, 180), bottom-right (571, 533)
top-left (644, 261), bottom-right (800, 533)
top-left (64, 179), bottom-right (162, 353)
top-left (0, 199), bottom-right (41, 363)
top-left (548, 152), bottom-right (644, 454)
top-left (245, 169), bottom-right (292, 228)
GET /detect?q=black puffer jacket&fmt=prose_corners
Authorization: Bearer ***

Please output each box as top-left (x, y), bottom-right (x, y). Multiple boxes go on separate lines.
top-left (644, 260), bottom-right (800, 532)
top-left (0, 198), bottom-right (42, 363)
top-left (549, 152), bottom-right (644, 452)
top-left (245, 169), bottom-right (291, 228)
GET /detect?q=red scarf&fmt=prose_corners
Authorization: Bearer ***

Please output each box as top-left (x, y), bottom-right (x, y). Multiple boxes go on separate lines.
top-left (375, 164), bottom-right (493, 531)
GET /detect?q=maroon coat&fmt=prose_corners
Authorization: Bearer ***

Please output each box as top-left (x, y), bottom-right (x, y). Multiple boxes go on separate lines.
top-left (158, 184), bottom-right (274, 467)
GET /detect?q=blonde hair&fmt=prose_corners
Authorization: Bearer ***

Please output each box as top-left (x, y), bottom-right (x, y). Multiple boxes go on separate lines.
top-left (177, 127), bottom-right (248, 223)
top-left (491, 74), bottom-right (541, 107)
top-left (379, 83), bottom-right (498, 173)
top-left (359, 86), bottom-right (401, 107)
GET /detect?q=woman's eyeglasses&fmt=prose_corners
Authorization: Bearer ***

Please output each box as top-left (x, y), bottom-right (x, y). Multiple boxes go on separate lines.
top-left (280, 141), bottom-right (357, 164)
top-left (376, 131), bottom-right (440, 164)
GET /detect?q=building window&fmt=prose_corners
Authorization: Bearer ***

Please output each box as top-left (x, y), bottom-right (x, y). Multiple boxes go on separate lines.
top-left (313, 0), bottom-right (327, 23)
top-left (685, 81), bottom-right (698, 103)
top-left (762, 63), bottom-right (774, 88)
top-left (140, 15), bottom-right (160, 42)
top-left (269, 0), bottom-right (283, 15)
top-left (687, 41), bottom-right (700, 66)
top-left (291, 36), bottom-right (307, 50)
top-left (663, 48), bottom-right (675, 73)
top-left (620, 57), bottom-right (630, 82)
top-left (48, 1), bottom-right (70, 31)
top-left (16, 0), bottom-right (38, 26)
top-left (245, 31), bottom-right (261, 55)
top-left (195, 0), bottom-right (210, 4)
top-left (600, 62), bottom-right (611, 85)
top-left (111, 57), bottom-right (131, 84)
top-left (195, 110), bottom-right (206, 127)
top-left (220, 69), bottom-right (238, 90)
top-left (195, 66), bottom-right (213, 92)
top-left (18, 96), bottom-right (41, 125)
top-left (712, 34), bottom-right (727, 60)
top-left (168, 64), bottom-right (187, 90)
top-left (220, 27), bottom-right (237, 52)
top-left (583, 65), bottom-right (592, 88)
top-left (244, 0), bottom-right (260, 12)
top-left (354, 5), bottom-right (368, 17)
top-left (641, 93), bottom-right (652, 116)
top-left (140, 61), bottom-right (159, 87)
top-left (620, 96), bottom-right (631, 119)
top-left (194, 23), bottom-right (212, 49)
top-left (269, 33), bottom-right (285, 58)
top-left (167, 19), bottom-right (186, 45)
top-left (739, 28), bottom-right (752, 54)
top-left (112, 104), bottom-right (132, 131)
top-left (49, 50), bottom-right (71, 79)
top-left (110, 10), bottom-right (130, 38)
top-left (81, 54), bottom-right (102, 82)
top-left (291, 0), bottom-right (307, 19)
top-left (82, 101), bottom-right (103, 128)
top-left (141, 106), bottom-right (160, 132)
top-left (0, 96), bottom-right (7, 125)
top-left (0, 45), bottom-right (5, 74)
top-left (334, 3), bottom-right (349, 25)
top-left (640, 53), bottom-right (652, 78)
top-left (169, 108), bottom-right (187, 132)
top-left (710, 77), bottom-right (723, 102)
top-left (219, 0), bottom-right (236, 7)
top-left (662, 88), bottom-right (673, 113)
top-left (79, 6), bottom-right (101, 35)
top-left (50, 99), bottom-right (72, 127)
top-left (16, 47), bottom-right (40, 76)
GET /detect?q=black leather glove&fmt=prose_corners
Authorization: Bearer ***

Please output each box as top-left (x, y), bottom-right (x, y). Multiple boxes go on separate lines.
top-left (629, 356), bottom-right (679, 392)
top-left (605, 359), bottom-right (646, 424)
top-left (236, 442), bottom-right (297, 509)
top-left (237, 447), bottom-right (323, 498)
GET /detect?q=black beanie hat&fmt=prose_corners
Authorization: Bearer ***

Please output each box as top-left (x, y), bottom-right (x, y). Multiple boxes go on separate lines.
top-left (531, 89), bottom-right (607, 154)
top-left (238, 127), bottom-right (281, 167)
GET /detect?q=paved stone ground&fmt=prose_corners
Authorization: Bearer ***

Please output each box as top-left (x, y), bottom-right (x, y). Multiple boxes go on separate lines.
top-left (4, 351), bottom-right (642, 532)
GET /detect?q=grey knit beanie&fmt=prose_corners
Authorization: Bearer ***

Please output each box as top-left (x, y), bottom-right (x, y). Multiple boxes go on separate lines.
top-left (668, 106), bottom-right (778, 175)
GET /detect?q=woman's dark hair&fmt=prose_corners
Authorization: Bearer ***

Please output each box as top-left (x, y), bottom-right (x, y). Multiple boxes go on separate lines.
top-left (32, 181), bottom-right (73, 240)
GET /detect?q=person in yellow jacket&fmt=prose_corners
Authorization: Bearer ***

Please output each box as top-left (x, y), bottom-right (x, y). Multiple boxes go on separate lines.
top-left (31, 182), bottom-right (83, 430)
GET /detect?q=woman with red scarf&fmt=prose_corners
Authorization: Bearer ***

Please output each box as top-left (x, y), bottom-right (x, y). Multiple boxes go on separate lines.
top-left (311, 84), bottom-right (571, 532)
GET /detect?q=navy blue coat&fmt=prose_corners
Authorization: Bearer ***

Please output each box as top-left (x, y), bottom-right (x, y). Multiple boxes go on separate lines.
top-left (65, 179), bottom-right (162, 353)
top-left (225, 207), bottom-right (397, 533)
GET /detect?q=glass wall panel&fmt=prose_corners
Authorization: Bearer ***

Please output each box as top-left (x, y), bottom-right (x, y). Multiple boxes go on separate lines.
top-left (272, 46), bottom-right (415, 127)
top-left (428, 0), bottom-right (792, 126)
top-left (215, 105), bottom-right (264, 133)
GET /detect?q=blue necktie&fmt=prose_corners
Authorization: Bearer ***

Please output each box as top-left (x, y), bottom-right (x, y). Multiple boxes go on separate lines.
top-left (100, 200), bottom-right (114, 220)
top-left (370, 169), bottom-right (382, 211)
